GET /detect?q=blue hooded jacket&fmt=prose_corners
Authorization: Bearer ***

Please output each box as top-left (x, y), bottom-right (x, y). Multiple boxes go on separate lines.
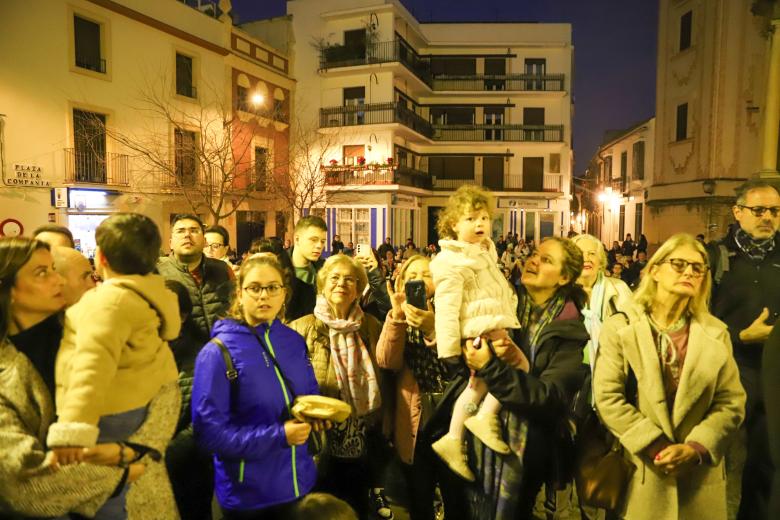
top-left (191, 318), bottom-right (319, 511)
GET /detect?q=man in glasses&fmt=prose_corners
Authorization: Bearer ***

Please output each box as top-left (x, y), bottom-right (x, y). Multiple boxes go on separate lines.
top-left (204, 224), bottom-right (235, 270)
top-left (707, 179), bottom-right (780, 520)
top-left (157, 213), bottom-right (234, 520)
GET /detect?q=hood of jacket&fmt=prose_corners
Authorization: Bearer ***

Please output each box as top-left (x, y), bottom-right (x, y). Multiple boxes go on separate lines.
top-left (105, 274), bottom-right (181, 340)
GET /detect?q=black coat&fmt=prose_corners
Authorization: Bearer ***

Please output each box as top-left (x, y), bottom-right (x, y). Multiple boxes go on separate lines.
top-left (707, 229), bottom-right (780, 369)
top-left (764, 323), bottom-right (780, 519)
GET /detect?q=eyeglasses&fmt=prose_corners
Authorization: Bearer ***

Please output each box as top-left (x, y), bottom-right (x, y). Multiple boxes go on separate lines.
top-left (173, 227), bottom-right (203, 236)
top-left (206, 243), bottom-right (226, 250)
top-left (737, 205), bottom-right (780, 218)
top-left (243, 283), bottom-right (284, 297)
top-left (661, 258), bottom-right (709, 277)
top-left (327, 274), bottom-right (356, 286)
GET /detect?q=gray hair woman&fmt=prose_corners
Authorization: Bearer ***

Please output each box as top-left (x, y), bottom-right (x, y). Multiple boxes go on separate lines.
top-left (289, 254), bottom-right (388, 519)
top-left (594, 234), bottom-right (746, 520)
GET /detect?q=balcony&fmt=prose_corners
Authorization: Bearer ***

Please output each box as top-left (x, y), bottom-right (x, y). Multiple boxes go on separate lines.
top-left (432, 172), bottom-right (563, 192)
top-left (320, 40), bottom-right (432, 85)
top-left (322, 164), bottom-right (432, 190)
top-left (431, 124), bottom-right (564, 142)
top-left (431, 74), bottom-right (565, 92)
top-left (320, 103), bottom-right (433, 138)
top-left (64, 148), bottom-right (129, 186)
top-left (610, 177), bottom-right (627, 193)
top-left (319, 40), bottom-right (566, 93)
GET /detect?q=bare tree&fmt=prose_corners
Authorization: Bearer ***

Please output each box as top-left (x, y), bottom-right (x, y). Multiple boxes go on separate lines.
top-left (90, 74), bottom-right (282, 225)
top-left (268, 113), bottom-right (342, 221)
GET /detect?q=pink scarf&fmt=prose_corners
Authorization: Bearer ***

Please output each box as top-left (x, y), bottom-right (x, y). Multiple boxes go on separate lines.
top-left (313, 296), bottom-right (381, 417)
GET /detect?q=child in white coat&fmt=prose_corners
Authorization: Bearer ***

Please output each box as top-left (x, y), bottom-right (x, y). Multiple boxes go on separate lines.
top-left (430, 186), bottom-right (525, 481)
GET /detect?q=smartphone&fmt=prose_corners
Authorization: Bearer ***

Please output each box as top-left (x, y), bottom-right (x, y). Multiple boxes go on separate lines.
top-left (405, 279), bottom-right (427, 310)
top-left (355, 243), bottom-right (370, 258)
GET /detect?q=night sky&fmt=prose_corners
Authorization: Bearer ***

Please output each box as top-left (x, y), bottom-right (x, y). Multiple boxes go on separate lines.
top-left (231, 0), bottom-right (658, 176)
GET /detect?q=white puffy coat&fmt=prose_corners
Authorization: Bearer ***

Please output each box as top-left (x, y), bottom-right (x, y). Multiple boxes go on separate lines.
top-left (430, 239), bottom-right (520, 358)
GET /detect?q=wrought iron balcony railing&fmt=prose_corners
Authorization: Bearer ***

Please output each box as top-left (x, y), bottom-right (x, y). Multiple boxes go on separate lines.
top-left (64, 148), bottom-right (129, 186)
top-left (320, 103), bottom-right (433, 138)
top-left (431, 124), bottom-right (564, 142)
top-left (431, 74), bottom-right (565, 92)
top-left (322, 164), bottom-right (432, 190)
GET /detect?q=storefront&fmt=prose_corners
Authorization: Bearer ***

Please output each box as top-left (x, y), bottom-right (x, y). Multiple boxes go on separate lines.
top-left (497, 197), bottom-right (565, 243)
top-left (61, 188), bottom-right (120, 257)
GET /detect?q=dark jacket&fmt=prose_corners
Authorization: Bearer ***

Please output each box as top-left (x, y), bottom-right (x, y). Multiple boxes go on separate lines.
top-left (191, 319), bottom-right (319, 512)
top-left (764, 323), bottom-right (780, 519)
top-left (707, 229), bottom-right (780, 369)
top-left (427, 300), bottom-right (589, 489)
top-left (287, 277), bottom-right (317, 322)
top-left (157, 255), bottom-right (234, 374)
top-left (361, 267), bottom-right (392, 321)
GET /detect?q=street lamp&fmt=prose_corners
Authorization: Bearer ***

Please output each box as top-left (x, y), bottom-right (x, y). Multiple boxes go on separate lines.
top-left (251, 93), bottom-right (264, 107)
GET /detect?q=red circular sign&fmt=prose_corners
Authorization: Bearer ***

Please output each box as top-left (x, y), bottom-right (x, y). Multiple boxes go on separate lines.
top-left (0, 218), bottom-right (24, 237)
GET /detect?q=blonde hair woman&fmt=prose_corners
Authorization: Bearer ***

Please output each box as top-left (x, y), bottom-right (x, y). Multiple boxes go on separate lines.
top-left (593, 234), bottom-right (746, 520)
top-left (289, 254), bottom-right (388, 519)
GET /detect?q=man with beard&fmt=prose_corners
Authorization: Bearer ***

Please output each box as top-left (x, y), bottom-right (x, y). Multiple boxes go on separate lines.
top-left (708, 180), bottom-right (780, 520)
top-left (157, 214), bottom-right (234, 520)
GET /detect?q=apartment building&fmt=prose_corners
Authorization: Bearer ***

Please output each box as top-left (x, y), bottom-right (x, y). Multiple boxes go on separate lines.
top-left (269, 0), bottom-right (573, 251)
top-left (588, 118), bottom-right (655, 246)
top-left (646, 0), bottom-right (780, 246)
top-left (0, 0), bottom-right (292, 254)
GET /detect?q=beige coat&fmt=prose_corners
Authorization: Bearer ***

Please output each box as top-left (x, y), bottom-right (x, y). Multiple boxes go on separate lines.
top-left (0, 340), bottom-right (180, 519)
top-left (49, 274), bottom-right (180, 448)
top-left (593, 307), bottom-right (746, 520)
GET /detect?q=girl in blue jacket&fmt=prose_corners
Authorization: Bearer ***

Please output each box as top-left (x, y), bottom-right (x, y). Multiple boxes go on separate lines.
top-left (192, 255), bottom-right (321, 519)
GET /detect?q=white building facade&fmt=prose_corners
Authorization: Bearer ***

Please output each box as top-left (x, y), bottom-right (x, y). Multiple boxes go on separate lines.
top-left (590, 118), bottom-right (655, 246)
top-left (276, 0), bottom-right (573, 251)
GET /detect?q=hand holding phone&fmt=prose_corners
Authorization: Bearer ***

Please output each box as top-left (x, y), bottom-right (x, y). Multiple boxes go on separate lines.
top-left (404, 279), bottom-right (427, 310)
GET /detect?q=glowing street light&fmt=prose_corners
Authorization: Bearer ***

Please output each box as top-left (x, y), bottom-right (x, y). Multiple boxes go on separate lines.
top-left (251, 93), bottom-right (264, 107)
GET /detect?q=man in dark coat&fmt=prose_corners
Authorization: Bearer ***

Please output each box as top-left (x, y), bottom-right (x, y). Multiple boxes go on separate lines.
top-left (157, 214), bottom-right (234, 520)
top-left (707, 180), bottom-right (780, 520)
top-left (288, 216), bottom-right (327, 321)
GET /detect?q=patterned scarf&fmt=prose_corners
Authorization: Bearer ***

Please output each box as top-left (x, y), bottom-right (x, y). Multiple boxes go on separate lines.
top-left (313, 295), bottom-right (381, 417)
top-left (734, 227), bottom-right (776, 262)
top-left (517, 290), bottom-right (567, 363)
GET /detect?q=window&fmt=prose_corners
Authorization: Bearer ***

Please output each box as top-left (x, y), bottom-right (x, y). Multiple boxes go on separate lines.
top-left (431, 57), bottom-right (476, 76)
top-left (72, 109), bottom-right (107, 183)
top-left (343, 145), bottom-right (365, 166)
top-left (676, 103), bottom-right (688, 141)
top-left (524, 59), bottom-right (547, 90)
top-left (679, 11), bottom-right (692, 51)
top-left (335, 208), bottom-right (370, 245)
top-left (429, 156), bottom-right (474, 179)
top-left (635, 203), bottom-right (644, 238)
top-left (176, 53), bottom-right (196, 98)
top-left (619, 205), bottom-right (626, 240)
top-left (549, 153), bottom-right (561, 174)
top-left (254, 147), bottom-right (268, 191)
top-left (632, 141), bottom-right (645, 180)
top-left (484, 107), bottom-right (504, 140)
top-left (236, 85), bottom-right (249, 112)
top-left (620, 151), bottom-right (628, 190)
top-left (523, 108), bottom-right (545, 141)
top-left (484, 58), bottom-right (506, 90)
top-left (74, 15), bottom-right (104, 73)
top-left (174, 128), bottom-right (198, 185)
top-left (430, 107), bottom-right (474, 125)
top-left (343, 87), bottom-right (365, 125)
top-left (603, 156), bottom-right (613, 180)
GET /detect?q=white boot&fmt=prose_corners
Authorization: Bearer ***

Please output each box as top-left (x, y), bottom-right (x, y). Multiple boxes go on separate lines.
top-left (464, 413), bottom-right (511, 454)
top-left (431, 435), bottom-right (475, 482)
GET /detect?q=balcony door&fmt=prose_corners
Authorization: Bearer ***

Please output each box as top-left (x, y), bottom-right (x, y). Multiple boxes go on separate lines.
top-left (523, 107), bottom-right (545, 141)
top-left (484, 107), bottom-right (504, 141)
top-left (524, 58), bottom-right (546, 90)
top-left (483, 156), bottom-right (504, 191)
top-left (344, 29), bottom-right (366, 62)
top-left (522, 157), bottom-right (544, 192)
top-left (484, 58), bottom-right (506, 91)
top-left (343, 87), bottom-right (365, 125)
top-left (73, 109), bottom-right (106, 183)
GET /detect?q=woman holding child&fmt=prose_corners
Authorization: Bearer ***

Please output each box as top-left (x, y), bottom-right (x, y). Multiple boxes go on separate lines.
top-left (456, 235), bottom-right (590, 519)
top-left (0, 232), bottom-right (180, 519)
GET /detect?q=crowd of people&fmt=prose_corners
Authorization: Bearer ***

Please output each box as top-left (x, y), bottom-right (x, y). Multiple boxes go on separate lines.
top-left (0, 179), bottom-right (778, 520)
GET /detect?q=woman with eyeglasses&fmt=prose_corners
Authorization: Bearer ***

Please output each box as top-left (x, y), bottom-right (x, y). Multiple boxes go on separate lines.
top-left (191, 255), bottom-right (322, 519)
top-left (593, 233), bottom-right (746, 520)
top-left (289, 254), bottom-right (390, 520)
